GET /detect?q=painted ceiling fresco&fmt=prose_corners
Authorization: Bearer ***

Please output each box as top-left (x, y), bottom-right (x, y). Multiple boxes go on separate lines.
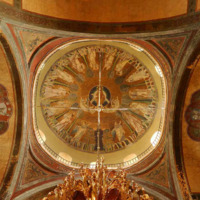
top-left (40, 45), bottom-right (158, 153)
top-left (1, 0), bottom-right (200, 198)
top-left (34, 39), bottom-right (165, 165)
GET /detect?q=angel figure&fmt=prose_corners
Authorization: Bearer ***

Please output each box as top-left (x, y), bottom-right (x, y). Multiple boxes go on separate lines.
top-left (115, 53), bottom-right (132, 76)
top-left (80, 98), bottom-right (96, 114)
top-left (126, 67), bottom-right (149, 83)
top-left (53, 112), bottom-right (75, 132)
top-left (42, 86), bottom-right (69, 98)
top-left (103, 97), bottom-right (119, 113)
top-left (129, 102), bottom-right (148, 116)
top-left (124, 113), bottom-right (145, 135)
top-left (68, 51), bottom-right (85, 73)
top-left (104, 47), bottom-right (117, 70)
top-left (111, 121), bottom-right (125, 142)
top-left (87, 47), bottom-right (99, 70)
top-left (71, 121), bottom-right (88, 143)
top-left (129, 88), bottom-right (152, 99)
top-left (51, 66), bottom-right (74, 83)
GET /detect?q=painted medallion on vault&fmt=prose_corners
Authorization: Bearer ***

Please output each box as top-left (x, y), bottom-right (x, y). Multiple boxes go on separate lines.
top-left (0, 84), bottom-right (12, 134)
top-left (39, 45), bottom-right (158, 153)
top-left (185, 89), bottom-right (200, 141)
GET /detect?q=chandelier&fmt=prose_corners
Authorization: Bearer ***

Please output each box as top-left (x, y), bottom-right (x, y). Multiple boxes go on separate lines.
top-left (42, 157), bottom-right (153, 200)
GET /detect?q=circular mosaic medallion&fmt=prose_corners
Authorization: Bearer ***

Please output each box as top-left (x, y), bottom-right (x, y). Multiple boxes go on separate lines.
top-left (185, 90), bottom-right (200, 141)
top-left (39, 44), bottom-right (158, 153)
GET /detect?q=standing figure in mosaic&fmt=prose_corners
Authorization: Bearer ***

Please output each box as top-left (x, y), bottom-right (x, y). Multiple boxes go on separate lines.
top-left (42, 86), bottom-right (69, 98)
top-left (111, 121), bottom-right (125, 142)
top-left (53, 112), bottom-right (75, 132)
top-left (124, 113), bottom-right (145, 135)
top-left (103, 47), bottom-right (117, 70)
top-left (71, 121), bottom-right (88, 143)
top-left (88, 46), bottom-right (99, 70)
top-left (68, 51), bottom-right (85, 73)
top-left (115, 53), bottom-right (132, 76)
top-left (129, 89), bottom-right (152, 99)
top-left (126, 67), bottom-right (149, 83)
top-left (51, 67), bottom-right (74, 83)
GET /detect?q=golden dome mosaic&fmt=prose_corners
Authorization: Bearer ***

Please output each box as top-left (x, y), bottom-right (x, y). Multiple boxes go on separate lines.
top-left (40, 45), bottom-right (157, 153)
top-left (33, 40), bottom-right (166, 166)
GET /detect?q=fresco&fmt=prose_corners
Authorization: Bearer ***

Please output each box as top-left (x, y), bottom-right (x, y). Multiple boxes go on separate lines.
top-left (40, 45), bottom-right (158, 153)
top-left (156, 37), bottom-right (185, 65)
top-left (0, 84), bottom-right (12, 135)
top-left (18, 30), bottom-right (53, 62)
top-left (185, 89), bottom-right (200, 141)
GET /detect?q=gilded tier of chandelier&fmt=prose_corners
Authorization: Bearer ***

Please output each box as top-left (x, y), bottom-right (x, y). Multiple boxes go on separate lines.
top-left (42, 157), bottom-right (153, 200)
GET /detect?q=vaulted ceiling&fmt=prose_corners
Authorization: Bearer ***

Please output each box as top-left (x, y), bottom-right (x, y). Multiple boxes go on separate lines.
top-left (0, 1), bottom-right (200, 200)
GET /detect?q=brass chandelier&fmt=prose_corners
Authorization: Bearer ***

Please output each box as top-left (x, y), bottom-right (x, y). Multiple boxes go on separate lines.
top-left (42, 157), bottom-right (153, 200)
